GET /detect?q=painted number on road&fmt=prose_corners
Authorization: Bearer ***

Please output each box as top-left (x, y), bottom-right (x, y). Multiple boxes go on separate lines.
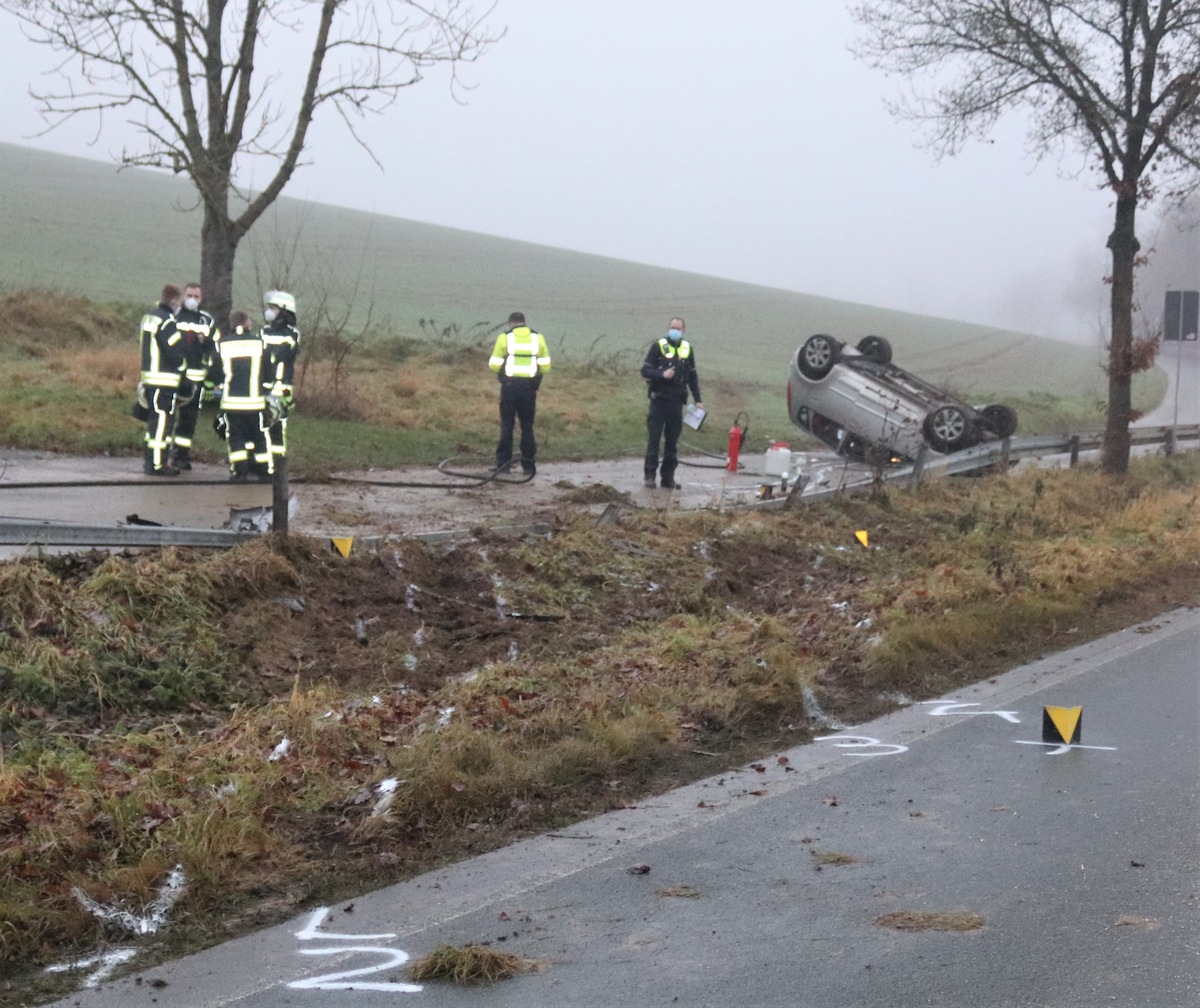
top-left (287, 907), bottom-right (422, 993)
top-left (921, 701), bottom-right (1020, 723)
top-left (289, 946), bottom-right (421, 992)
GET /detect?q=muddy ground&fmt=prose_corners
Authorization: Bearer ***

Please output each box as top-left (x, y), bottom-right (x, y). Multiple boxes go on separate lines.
top-left (0, 447), bottom-right (841, 546)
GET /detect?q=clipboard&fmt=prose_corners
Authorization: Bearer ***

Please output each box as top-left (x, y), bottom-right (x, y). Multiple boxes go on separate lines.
top-left (683, 404), bottom-right (706, 431)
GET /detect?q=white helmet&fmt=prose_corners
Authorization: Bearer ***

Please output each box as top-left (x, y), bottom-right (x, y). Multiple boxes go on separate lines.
top-left (264, 290), bottom-right (296, 314)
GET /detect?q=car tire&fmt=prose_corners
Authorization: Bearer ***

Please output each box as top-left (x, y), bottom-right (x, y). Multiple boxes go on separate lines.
top-left (980, 403), bottom-right (1018, 439)
top-left (923, 404), bottom-right (972, 453)
top-left (856, 335), bottom-right (893, 365)
top-left (798, 334), bottom-right (840, 380)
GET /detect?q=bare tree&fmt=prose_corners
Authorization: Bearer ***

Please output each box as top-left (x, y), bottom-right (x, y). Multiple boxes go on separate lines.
top-left (851, 0), bottom-right (1200, 474)
top-left (2, 0), bottom-right (499, 328)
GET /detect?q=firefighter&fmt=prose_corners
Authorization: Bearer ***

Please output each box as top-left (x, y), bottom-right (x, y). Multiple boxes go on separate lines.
top-left (261, 291), bottom-right (299, 465)
top-left (641, 317), bottom-right (703, 489)
top-left (488, 311), bottom-right (551, 476)
top-left (138, 283), bottom-right (186, 476)
top-left (211, 309), bottom-right (273, 483)
top-left (170, 281), bottom-right (219, 470)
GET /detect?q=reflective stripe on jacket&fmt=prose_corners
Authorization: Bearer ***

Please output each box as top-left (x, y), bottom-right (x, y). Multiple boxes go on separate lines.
top-left (489, 326), bottom-right (551, 379)
top-left (139, 306), bottom-right (185, 388)
top-left (216, 327), bottom-right (268, 410)
top-left (176, 309), bottom-right (219, 382)
top-left (656, 337), bottom-right (692, 361)
top-left (262, 323), bottom-right (300, 395)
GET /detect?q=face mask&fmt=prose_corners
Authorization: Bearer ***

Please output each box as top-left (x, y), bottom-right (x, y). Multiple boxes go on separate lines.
top-left (183, 296), bottom-right (200, 312)
top-left (667, 328), bottom-right (683, 344)
top-left (264, 308), bottom-right (278, 323)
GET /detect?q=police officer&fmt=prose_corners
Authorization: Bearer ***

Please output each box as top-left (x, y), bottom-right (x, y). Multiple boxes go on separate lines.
top-left (139, 283), bottom-right (186, 476)
top-left (170, 281), bottom-right (219, 470)
top-left (261, 291), bottom-right (299, 465)
top-left (641, 317), bottom-right (703, 490)
top-left (488, 311), bottom-right (551, 476)
top-left (211, 309), bottom-right (273, 482)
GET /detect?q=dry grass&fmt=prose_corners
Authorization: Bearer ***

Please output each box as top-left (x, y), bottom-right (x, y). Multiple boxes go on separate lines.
top-left (811, 850), bottom-right (865, 866)
top-left (407, 943), bottom-right (543, 984)
top-left (874, 910), bottom-right (986, 932)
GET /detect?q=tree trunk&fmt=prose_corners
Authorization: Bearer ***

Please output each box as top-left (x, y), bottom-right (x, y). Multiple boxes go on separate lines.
top-left (200, 206), bottom-right (239, 335)
top-left (1101, 190), bottom-right (1139, 475)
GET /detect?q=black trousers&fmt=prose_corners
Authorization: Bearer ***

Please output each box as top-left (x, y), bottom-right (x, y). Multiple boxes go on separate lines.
top-left (224, 410), bottom-right (272, 476)
top-left (495, 379), bottom-right (538, 472)
top-left (645, 395), bottom-right (684, 485)
top-left (172, 383), bottom-right (200, 449)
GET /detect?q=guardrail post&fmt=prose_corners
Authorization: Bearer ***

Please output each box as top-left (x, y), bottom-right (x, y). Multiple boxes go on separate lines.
top-left (1000, 437), bottom-right (1011, 469)
top-left (1165, 428), bottom-right (1176, 456)
top-left (909, 446), bottom-right (928, 490)
top-left (1068, 435), bottom-right (1080, 468)
top-left (273, 457), bottom-right (289, 536)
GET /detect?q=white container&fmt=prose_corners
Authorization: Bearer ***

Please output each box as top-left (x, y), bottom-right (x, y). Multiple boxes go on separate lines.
top-left (764, 442), bottom-right (791, 476)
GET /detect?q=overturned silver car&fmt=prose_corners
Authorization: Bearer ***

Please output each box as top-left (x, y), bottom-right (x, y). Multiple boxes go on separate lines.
top-left (786, 334), bottom-right (1018, 462)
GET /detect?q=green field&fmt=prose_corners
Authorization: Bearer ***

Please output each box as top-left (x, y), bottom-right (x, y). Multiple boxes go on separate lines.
top-left (0, 139), bottom-right (1163, 446)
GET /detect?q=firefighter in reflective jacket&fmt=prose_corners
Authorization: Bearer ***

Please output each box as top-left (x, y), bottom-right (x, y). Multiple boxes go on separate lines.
top-left (211, 308), bottom-right (273, 483)
top-left (261, 290), bottom-right (299, 464)
top-left (171, 281), bottom-right (219, 470)
top-left (488, 311), bottom-right (551, 476)
top-left (139, 283), bottom-right (186, 476)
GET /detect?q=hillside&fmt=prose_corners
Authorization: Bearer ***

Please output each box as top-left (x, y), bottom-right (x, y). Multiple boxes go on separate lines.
top-left (0, 141), bottom-right (1145, 422)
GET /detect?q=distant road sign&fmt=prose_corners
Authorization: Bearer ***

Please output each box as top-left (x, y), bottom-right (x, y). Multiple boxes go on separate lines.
top-left (1164, 290), bottom-right (1199, 340)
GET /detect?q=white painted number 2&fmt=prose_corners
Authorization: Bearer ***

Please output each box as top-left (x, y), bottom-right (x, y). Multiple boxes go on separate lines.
top-left (287, 907), bottom-right (422, 993)
top-left (289, 946), bottom-right (421, 992)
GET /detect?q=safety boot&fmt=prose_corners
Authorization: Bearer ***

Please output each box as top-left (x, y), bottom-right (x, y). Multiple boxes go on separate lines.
top-left (171, 447), bottom-right (193, 471)
top-left (143, 448), bottom-right (179, 477)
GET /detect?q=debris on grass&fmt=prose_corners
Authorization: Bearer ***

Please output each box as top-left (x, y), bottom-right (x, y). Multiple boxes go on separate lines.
top-left (407, 943), bottom-right (544, 984)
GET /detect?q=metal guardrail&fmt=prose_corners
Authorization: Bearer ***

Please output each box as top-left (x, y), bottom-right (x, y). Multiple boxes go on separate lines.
top-left (0, 518), bottom-right (260, 548)
top-left (745, 424), bottom-right (1200, 510)
top-left (2, 425), bottom-right (1196, 547)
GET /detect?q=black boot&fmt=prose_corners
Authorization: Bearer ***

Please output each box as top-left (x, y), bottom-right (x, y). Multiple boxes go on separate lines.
top-left (171, 446), bottom-right (192, 471)
top-left (144, 448), bottom-right (179, 476)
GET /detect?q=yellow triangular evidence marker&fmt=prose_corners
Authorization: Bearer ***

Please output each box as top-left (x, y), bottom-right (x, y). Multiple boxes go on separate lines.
top-left (855, 530), bottom-right (869, 548)
top-left (1042, 705), bottom-right (1082, 745)
top-left (331, 537), bottom-right (354, 558)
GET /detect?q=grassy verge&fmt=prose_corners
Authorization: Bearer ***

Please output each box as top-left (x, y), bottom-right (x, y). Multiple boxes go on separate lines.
top-left (1, 454), bottom-right (1199, 1003)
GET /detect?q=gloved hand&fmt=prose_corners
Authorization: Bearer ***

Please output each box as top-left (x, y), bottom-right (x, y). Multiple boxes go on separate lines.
top-left (212, 413), bottom-right (228, 440)
top-left (280, 390), bottom-right (296, 415)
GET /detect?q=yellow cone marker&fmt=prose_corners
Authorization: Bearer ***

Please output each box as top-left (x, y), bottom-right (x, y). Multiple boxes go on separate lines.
top-left (855, 530), bottom-right (869, 548)
top-left (331, 537), bottom-right (353, 558)
top-left (1042, 705), bottom-right (1082, 745)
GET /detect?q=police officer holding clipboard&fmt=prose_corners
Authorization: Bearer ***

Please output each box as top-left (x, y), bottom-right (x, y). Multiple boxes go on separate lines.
top-left (641, 317), bottom-right (703, 490)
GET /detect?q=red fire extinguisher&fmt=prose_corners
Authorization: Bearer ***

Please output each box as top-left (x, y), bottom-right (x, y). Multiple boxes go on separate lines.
top-left (726, 414), bottom-right (748, 472)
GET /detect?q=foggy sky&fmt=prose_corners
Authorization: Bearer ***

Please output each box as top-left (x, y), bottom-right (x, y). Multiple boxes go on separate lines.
top-left (0, 0), bottom-right (1174, 344)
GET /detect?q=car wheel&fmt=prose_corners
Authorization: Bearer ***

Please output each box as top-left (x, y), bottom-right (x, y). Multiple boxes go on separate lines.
top-left (923, 404), bottom-right (971, 452)
top-left (980, 403), bottom-right (1018, 438)
top-left (856, 335), bottom-right (893, 365)
top-left (798, 334), bottom-right (839, 379)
